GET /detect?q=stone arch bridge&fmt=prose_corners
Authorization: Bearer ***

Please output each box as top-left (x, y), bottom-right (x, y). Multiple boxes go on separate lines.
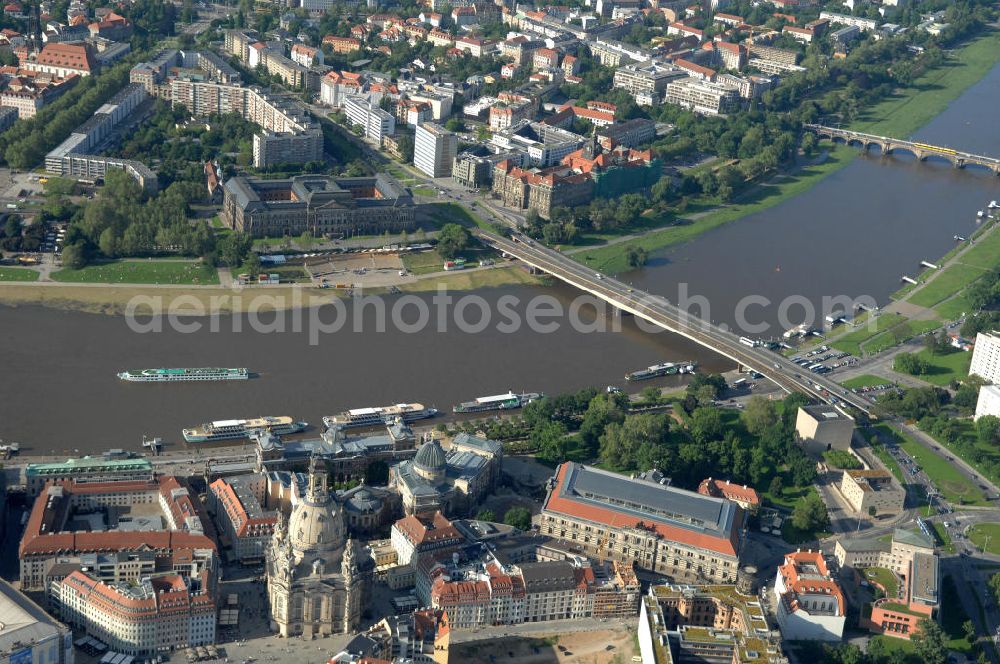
top-left (803, 124), bottom-right (1000, 175)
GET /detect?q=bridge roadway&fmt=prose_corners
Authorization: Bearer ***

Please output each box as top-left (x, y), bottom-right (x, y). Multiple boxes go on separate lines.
top-left (478, 231), bottom-right (876, 416)
top-left (804, 124), bottom-right (1000, 174)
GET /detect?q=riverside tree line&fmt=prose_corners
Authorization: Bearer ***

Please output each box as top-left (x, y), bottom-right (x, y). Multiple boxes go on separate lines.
top-left (446, 377), bottom-right (830, 537)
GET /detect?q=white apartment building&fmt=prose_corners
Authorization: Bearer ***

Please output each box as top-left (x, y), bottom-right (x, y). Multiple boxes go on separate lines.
top-left (665, 77), bottom-right (741, 116)
top-left (290, 44), bottom-right (322, 67)
top-left (344, 95), bottom-right (396, 143)
top-left (612, 60), bottom-right (685, 103)
top-left (320, 72), bottom-right (363, 108)
top-left (819, 11), bottom-right (879, 32)
top-left (976, 384), bottom-right (1000, 420)
top-left (970, 332), bottom-right (1000, 382)
top-left (408, 91), bottom-right (453, 121)
top-left (490, 121), bottom-right (585, 167)
top-left (414, 122), bottom-right (457, 178)
top-left (301, 0), bottom-right (336, 10)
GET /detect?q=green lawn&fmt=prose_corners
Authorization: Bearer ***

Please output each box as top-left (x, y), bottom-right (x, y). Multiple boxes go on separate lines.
top-left (423, 202), bottom-right (493, 231)
top-left (870, 424), bottom-right (987, 506)
top-left (867, 635), bottom-right (916, 662)
top-left (896, 221), bottom-right (1000, 320)
top-left (411, 186), bottom-right (438, 198)
top-left (906, 263), bottom-right (987, 308)
top-left (911, 347), bottom-right (972, 386)
top-left (252, 236), bottom-right (294, 248)
top-left (840, 374), bottom-right (892, 389)
top-left (958, 224), bottom-right (1000, 270)
top-left (969, 523), bottom-right (1000, 555)
top-left (851, 29), bottom-right (1000, 138)
top-left (864, 567), bottom-right (899, 598)
top-left (830, 313), bottom-right (904, 356)
top-left (51, 260), bottom-right (219, 285)
top-left (573, 146), bottom-right (858, 274)
top-left (401, 250), bottom-right (447, 275)
top-left (762, 474), bottom-right (816, 510)
top-left (935, 293), bottom-right (975, 320)
top-left (0, 267), bottom-right (40, 282)
top-left (863, 318), bottom-right (943, 356)
top-left (250, 264), bottom-right (309, 282)
top-left (823, 449), bottom-right (862, 469)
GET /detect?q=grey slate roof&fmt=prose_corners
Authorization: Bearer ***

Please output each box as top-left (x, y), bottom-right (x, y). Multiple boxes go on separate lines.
top-left (518, 561), bottom-right (577, 592)
top-left (453, 432), bottom-right (502, 455)
top-left (551, 463), bottom-right (739, 541)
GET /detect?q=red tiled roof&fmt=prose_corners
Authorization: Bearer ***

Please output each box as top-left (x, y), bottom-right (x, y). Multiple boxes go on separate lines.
top-left (20, 477), bottom-right (216, 557)
top-left (35, 42), bottom-right (95, 72)
top-left (715, 40), bottom-right (745, 54)
top-left (394, 511), bottom-right (463, 546)
top-left (60, 570), bottom-right (214, 620)
top-left (323, 35), bottom-right (361, 45)
top-left (777, 551), bottom-right (845, 615)
top-left (210, 478), bottom-right (276, 538)
top-left (557, 104), bottom-right (614, 124)
top-left (698, 478), bottom-right (761, 506)
top-left (674, 58), bottom-right (716, 78)
top-left (670, 22), bottom-right (704, 36)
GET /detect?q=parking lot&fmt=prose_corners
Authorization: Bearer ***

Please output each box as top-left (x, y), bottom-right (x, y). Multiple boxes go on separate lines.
top-left (788, 345), bottom-right (859, 377)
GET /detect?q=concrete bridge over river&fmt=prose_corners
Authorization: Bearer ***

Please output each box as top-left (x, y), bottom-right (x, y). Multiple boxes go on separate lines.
top-left (477, 230), bottom-right (878, 417)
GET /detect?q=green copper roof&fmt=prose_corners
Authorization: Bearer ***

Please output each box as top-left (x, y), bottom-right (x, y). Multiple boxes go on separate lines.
top-left (25, 456), bottom-right (153, 477)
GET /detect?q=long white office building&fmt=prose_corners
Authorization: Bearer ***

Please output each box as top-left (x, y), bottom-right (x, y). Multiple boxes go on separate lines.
top-left (44, 84), bottom-right (158, 191)
top-left (819, 11), bottom-right (879, 32)
top-left (344, 95), bottom-right (396, 143)
top-left (665, 77), bottom-right (741, 116)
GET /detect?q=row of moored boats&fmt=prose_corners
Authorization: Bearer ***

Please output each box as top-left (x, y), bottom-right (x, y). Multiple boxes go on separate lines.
top-left (180, 392), bottom-right (541, 443)
top-left (120, 362), bottom-right (696, 444)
